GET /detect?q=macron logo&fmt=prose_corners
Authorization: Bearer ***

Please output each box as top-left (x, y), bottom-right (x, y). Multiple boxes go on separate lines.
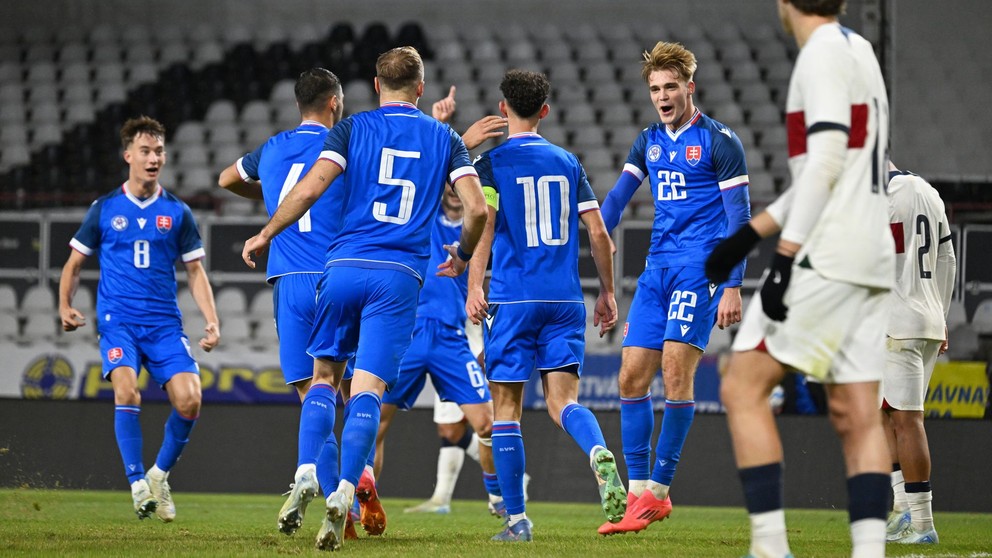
top-left (719, 127), bottom-right (732, 138)
top-left (679, 324), bottom-right (690, 336)
top-left (668, 150), bottom-right (677, 162)
top-left (137, 217), bottom-right (147, 229)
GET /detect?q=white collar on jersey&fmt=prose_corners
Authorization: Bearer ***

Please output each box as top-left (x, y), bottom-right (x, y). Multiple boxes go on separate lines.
top-left (122, 182), bottom-right (162, 209)
top-left (299, 120), bottom-right (328, 129)
top-left (664, 108), bottom-right (701, 142)
top-left (439, 213), bottom-right (463, 227)
top-left (508, 132), bottom-right (542, 139)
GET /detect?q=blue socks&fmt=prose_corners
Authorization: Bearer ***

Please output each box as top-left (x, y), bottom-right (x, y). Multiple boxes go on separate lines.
top-left (316, 433), bottom-right (339, 497)
top-left (651, 399), bottom-right (695, 486)
top-left (620, 393), bottom-right (653, 481)
top-left (483, 472), bottom-right (501, 497)
top-left (298, 384), bottom-right (337, 468)
top-left (492, 421), bottom-right (526, 515)
top-left (114, 405), bottom-right (145, 484)
top-left (154, 409), bottom-right (197, 472)
top-left (339, 391), bottom-right (381, 487)
top-left (560, 402), bottom-right (606, 455)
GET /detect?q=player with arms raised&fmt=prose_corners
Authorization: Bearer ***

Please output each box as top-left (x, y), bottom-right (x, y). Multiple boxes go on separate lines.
top-left (242, 46), bottom-right (487, 552)
top-left (598, 41), bottom-right (751, 535)
top-left (706, 1), bottom-right (893, 556)
top-left (59, 116), bottom-right (220, 522)
top-left (468, 69), bottom-right (625, 542)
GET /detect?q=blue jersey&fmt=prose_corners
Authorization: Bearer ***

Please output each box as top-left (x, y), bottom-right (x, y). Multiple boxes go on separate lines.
top-left (238, 121), bottom-right (343, 283)
top-left (71, 184), bottom-right (204, 324)
top-left (474, 132), bottom-right (600, 303)
top-left (416, 210), bottom-right (468, 327)
top-left (318, 102), bottom-right (477, 282)
top-left (624, 109), bottom-right (751, 283)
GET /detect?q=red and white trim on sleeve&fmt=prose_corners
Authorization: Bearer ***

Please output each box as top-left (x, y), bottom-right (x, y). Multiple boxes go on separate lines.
top-left (449, 165), bottom-right (479, 184)
top-left (182, 247), bottom-right (206, 263)
top-left (622, 163), bottom-right (645, 182)
top-left (718, 174), bottom-right (749, 191)
top-left (578, 200), bottom-right (601, 214)
top-left (69, 238), bottom-right (93, 256)
top-left (235, 157), bottom-right (256, 183)
top-left (318, 150), bottom-right (347, 171)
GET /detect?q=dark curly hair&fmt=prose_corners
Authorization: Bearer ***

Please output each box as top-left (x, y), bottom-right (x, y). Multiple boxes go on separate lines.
top-left (499, 69), bottom-right (550, 119)
top-left (296, 67), bottom-right (342, 115)
top-left (120, 116), bottom-right (165, 149)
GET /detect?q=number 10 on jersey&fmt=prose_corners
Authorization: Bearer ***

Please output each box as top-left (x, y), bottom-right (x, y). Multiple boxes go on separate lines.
top-left (518, 175), bottom-right (570, 247)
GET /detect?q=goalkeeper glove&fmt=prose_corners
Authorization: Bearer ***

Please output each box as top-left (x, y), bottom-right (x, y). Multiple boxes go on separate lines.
top-left (760, 252), bottom-right (794, 321)
top-left (706, 224), bottom-right (761, 284)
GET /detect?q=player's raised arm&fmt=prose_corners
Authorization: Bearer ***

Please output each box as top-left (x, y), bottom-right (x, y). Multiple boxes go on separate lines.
top-left (581, 209), bottom-right (618, 337)
top-left (242, 158), bottom-right (341, 268)
top-left (58, 249), bottom-right (88, 331)
top-left (218, 160), bottom-right (263, 200)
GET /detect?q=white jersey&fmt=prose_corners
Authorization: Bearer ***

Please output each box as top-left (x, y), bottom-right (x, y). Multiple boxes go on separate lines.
top-left (886, 171), bottom-right (956, 340)
top-left (781, 23), bottom-right (893, 289)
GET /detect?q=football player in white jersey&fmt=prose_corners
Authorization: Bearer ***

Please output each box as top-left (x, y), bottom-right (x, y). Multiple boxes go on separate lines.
top-left (705, 1), bottom-right (892, 557)
top-left (882, 163), bottom-right (955, 545)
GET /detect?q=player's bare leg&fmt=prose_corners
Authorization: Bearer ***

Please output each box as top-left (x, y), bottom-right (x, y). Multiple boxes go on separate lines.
top-left (722, 349), bottom-right (791, 558)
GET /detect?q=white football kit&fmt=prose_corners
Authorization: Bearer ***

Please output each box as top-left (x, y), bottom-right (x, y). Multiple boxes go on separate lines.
top-left (734, 23), bottom-right (893, 382)
top-left (883, 171), bottom-right (956, 410)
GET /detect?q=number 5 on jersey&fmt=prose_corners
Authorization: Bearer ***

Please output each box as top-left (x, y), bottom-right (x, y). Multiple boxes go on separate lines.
top-left (374, 148), bottom-right (421, 225)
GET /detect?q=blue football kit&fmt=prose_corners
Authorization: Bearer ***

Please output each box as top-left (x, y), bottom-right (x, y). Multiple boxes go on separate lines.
top-left (384, 210), bottom-right (491, 410)
top-left (238, 120), bottom-right (349, 384)
top-left (603, 109), bottom-right (751, 351)
top-left (474, 132), bottom-right (601, 382)
top-left (308, 101), bottom-right (476, 387)
top-left (71, 184), bottom-right (204, 385)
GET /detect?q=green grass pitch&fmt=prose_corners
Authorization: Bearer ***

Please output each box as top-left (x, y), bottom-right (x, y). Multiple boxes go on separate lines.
top-left (2, 489), bottom-right (991, 557)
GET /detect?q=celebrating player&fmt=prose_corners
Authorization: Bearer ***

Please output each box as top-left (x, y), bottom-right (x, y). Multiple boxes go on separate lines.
top-left (217, 68), bottom-right (358, 539)
top-left (467, 69), bottom-right (626, 542)
top-left (705, 1), bottom-right (893, 556)
top-left (241, 46), bottom-right (487, 552)
top-left (58, 116), bottom-right (220, 522)
top-left (883, 163), bottom-right (956, 545)
top-left (597, 41), bottom-right (751, 535)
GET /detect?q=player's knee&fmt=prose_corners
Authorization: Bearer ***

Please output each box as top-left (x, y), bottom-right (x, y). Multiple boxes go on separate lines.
top-left (114, 388), bottom-right (141, 406)
top-left (617, 368), bottom-right (651, 397)
top-left (474, 421), bottom-right (492, 439)
top-left (437, 422), bottom-right (464, 443)
top-left (175, 394), bottom-right (202, 418)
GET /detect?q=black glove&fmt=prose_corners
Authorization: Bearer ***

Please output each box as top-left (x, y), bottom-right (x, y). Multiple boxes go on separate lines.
top-left (706, 224), bottom-right (761, 284)
top-left (760, 252), bottom-right (794, 321)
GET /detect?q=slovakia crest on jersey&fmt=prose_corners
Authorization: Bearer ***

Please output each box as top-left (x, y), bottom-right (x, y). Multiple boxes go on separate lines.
top-left (111, 215), bottom-right (128, 231)
top-left (685, 145), bottom-right (702, 166)
top-left (107, 347), bottom-right (123, 364)
top-left (156, 215), bottom-right (172, 234)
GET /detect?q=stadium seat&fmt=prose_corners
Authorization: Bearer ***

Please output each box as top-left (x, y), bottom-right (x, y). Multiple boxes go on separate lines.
top-left (72, 285), bottom-right (95, 316)
top-left (31, 124), bottom-right (62, 148)
top-left (175, 147), bottom-right (210, 168)
top-left (243, 123), bottom-right (275, 149)
top-left (249, 290), bottom-right (274, 324)
top-left (0, 285), bottom-right (17, 314)
top-left (177, 287), bottom-right (198, 317)
top-left (223, 314), bottom-right (253, 345)
top-left (180, 166), bottom-right (215, 195)
top-left (20, 314), bottom-right (57, 345)
top-left (215, 287), bottom-right (249, 319)
top-left (946, 324), bottom-right (980, 360)
top-left (0, 313), bottom-right (19, 342)
top-left (946, 300), bottom-right (967, 329)
top-left (705, 325), bottom-right (732, 354)
top-left (209, 123), bottom-right (241, 146)
top-left (65, 103), bottom-right (96, 126)
top-left (0, 144), bottom-right (31, 169)
top-left (971, 299), bottom-right (992, 335)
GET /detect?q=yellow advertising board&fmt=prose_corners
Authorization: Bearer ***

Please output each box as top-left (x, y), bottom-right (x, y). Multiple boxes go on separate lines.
top-left (925, 361), bottom-right (989, 418)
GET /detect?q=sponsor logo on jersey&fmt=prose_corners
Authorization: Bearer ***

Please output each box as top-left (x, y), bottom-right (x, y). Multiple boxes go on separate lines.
top-left (111, 215), bottom-right (128, 231)
top-left (647, 144), bottom-right (662, 162)
top-left (107, 347), bottom-right (124, 364)
top-left (685, 145), bottom-right (701, 166)
top-left (156, 215), bottom-right (172, 234)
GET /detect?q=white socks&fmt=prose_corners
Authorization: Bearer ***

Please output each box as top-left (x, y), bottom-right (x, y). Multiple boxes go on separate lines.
top-left (890, 469), bottom-right (908, 512)
top-left (749, 509), bottom-right (791, 558)
top-left (646, 480), bottom-right (670, 501)
top-left (906, 490), bottom-right (934, 532)
top-left (466, 433), bottom-right (481, 463)
top-left (431, 446), bottom-right (465, 504)
top-left (850, 518), bottom-right (886, 558)
top-left (295, 463), bottom-right (316, 481)
top-left (628, 479), bottom-right (648, 497)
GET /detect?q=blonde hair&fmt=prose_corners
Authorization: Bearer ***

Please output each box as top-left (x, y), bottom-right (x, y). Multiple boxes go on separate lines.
top-left (376, 46), bottom-right (425, 91)
top-left (640, 41), bottom-right (697, 84)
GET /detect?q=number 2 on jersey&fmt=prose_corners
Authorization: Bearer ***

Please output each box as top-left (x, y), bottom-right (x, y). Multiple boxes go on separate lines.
top-left (656, 170), bottom-right (687, 201)
top-left (518, 175), bottom-right (570, 247)
top-left (916, 214), bottom-right (932, 279)
top-left (277, 163), bottom-right (312, 232)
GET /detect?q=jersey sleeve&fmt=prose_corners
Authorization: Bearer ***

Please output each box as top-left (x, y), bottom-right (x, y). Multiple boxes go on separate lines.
top-left (796, 42), bottom-right (853, 134)
top-left (622, 129), bottom-right (650, 181)
top-left (576, 162), bottom-right (599, 214)
top-left (446, 128), bottom-right (478, 186)
top-left (318, 116), bottom-right (353, 171)
top-left (236, 144), bottom-right (264, 183)
top-left (711, 130), bottom-right (752, 286)
top-left (473, 152), bottom-right (499, 211)
top-left (69, 199), bottom-right (103, 256)
top-left (178, 204), bottom-right (206, 262)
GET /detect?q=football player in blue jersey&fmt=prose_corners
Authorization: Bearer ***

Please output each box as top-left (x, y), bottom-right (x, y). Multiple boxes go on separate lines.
top-left (597, 42), bottom-right (751, 535)
top-left (58, 116), bottom-right (220, 523)
top-left (466, 69), bottom-right (625, 542)
top-left (373, 89), bottom-right (510, 516)
top-left (217, 67), bottom-right (359, 540)
top-left (241, 46), bottom-right (488, 552)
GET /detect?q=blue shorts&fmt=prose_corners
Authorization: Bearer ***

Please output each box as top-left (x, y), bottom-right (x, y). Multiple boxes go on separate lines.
top-left (384, 317), bottom-right (491, 410)
top-left (307, 266), bottom-right (420, 390)
top-left (273, 273), bottom-right (320, 385)
top-left (484, 302), bottom-right (585, 383)
top-left (622, 266), bottom-right (723, 351)
top-left (98, 316), bottom-right (199, 388)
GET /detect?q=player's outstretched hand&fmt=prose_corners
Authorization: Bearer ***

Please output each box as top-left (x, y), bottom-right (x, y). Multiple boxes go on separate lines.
top-left (465, 286), bottom-right (489, 326)
top-left (705, 224), bottom-right (761, 284)
top-left (200, 322), bottom-right (220, 352)
top-left (60, 306), bottom-right (86, 331)
top-left (242, 234), bottom-right (270, 269)
top-left (461, 115), bottom-right (507, 150)
top-left (760, 253), bottom-right (794, 322)
top-left (432, 85), bottom-right (457, 123)
top-left (594, 291), bottom-right (618, 337)
top-left (437, 244), bottom-right (469, 277)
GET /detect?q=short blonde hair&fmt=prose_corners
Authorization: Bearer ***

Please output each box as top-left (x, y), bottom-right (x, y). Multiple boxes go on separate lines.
top-left (376, 46), bottom-right (425, 91)
top-left (640, 41), bottom-right (697, 84)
